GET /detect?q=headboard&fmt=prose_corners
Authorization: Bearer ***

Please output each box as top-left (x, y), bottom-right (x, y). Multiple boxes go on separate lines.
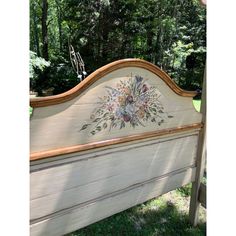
top-left (30, 59), bottom-right (203, 236)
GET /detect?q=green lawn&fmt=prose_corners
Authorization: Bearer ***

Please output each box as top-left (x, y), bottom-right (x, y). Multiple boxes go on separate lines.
top-left (66, 188), bottom-right (206, 236)
top-left (193, 100), bottom-right (201, 112)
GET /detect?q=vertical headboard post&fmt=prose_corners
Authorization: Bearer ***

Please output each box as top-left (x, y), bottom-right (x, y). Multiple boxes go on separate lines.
top-left (189, 65), bottom-right (206, 225)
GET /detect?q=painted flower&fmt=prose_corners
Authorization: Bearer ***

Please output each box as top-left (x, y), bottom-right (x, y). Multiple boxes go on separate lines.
top-left (124, 87), bottom-right (131, 95)
top-left (123, 114), bottom-right (131, 122)
top-left (126, 95), bottom-right (134, 104)
top-left (80, 74), bottom-right (173, 135)
top-left (118, 96), bottom-right (125, 105)
top-left (141, 84), bottom-right (148, 93)
top-left (137, 109), bottom-right (145, 119)
top-left (135, 75), bottom-right (143, 84)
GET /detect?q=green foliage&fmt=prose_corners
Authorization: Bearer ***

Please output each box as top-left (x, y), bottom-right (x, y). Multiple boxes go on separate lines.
top-left (29, 51), bottom-right (50, 80)
top-left (177, 183), bottom-right (192, 197)
top-left (30, 0), bottom-right (206, 95)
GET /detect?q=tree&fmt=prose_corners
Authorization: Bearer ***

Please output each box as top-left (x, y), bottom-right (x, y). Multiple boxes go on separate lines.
top-left (30, 0), bottom-right (206, 95)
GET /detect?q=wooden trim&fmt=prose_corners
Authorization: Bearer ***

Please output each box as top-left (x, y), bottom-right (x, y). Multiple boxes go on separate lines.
top-left (30, 59), bottom-right (197, 108)
top-left (30, 123), bottom-right (203, 161)
top-left (198, 183), bottom-right (206, 208)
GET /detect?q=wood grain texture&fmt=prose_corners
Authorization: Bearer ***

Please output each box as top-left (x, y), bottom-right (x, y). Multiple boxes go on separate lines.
top-left (30, 130), bottom-right (199, 169)
top-left (30, 63), bottom-right (202, 159)
top-left (30, 123), bottom-right (202, 161)
top-left (30, 59), bottom-right (197, 108)
top-left (189, 66), bottom-right (206, 226)
top-left (30, 134), bottom-right (198, 220)
top-left (30, 167), bottom-right (196, 236)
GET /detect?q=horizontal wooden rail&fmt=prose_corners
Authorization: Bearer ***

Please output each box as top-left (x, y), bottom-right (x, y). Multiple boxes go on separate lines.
top-left (30, 59), bottom-right (197, 108)
top-left (30, 123), bottom-right (203, 161)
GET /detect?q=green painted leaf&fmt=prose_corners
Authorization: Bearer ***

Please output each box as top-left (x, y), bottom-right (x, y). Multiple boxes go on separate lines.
top-left (93, 117), bottom-right (101, 122)
top-left (80, 124), bottom-right (90, 131)
top-left (96, 126), bottom-right (102, 131)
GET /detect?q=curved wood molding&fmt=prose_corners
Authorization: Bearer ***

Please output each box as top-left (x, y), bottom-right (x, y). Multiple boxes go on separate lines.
top-left (30, 59), bottom-right (197, 108)
top-left (30, 123), bottom-right (203, 161)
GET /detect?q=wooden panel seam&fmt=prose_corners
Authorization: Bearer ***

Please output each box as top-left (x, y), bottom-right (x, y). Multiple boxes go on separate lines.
top-left (30, 123), bottom-right (203, 161)
top-left (30, 132), bottom-right (199, 171)
top-left (30, 165), bottom-right (196, 224)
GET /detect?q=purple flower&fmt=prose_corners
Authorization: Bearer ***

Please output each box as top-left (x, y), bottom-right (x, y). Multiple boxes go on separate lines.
top-left (135, 75), bottom-right (143, 84)
top-left (142, 84), bottom-right (148, 93)
top-left (126, 95), bottom-right (134, 104)
top-left (123, 114), bottom-right (131, 122)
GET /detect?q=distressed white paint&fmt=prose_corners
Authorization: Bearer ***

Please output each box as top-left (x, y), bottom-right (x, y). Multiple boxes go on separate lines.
top-left (31, 134), bottom-right (197, 220)
top-left (30, 167), bottom-right (195, 236)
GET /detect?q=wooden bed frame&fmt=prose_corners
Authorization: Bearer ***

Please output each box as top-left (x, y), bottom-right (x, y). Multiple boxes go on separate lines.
top-left (30, 59), bottom-right (205, 236)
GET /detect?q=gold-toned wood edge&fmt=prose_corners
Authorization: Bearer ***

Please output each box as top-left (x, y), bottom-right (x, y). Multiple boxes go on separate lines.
top-left (30, 58), bottom-right (197, 108)
top-left (30, 123), bottom-right (203, 161)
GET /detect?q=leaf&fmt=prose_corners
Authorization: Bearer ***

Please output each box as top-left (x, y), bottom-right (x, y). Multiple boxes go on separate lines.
top-left (80, 124), bottom-right (90, 131)
top-left (90, 131), bottom-right (96, 135)
top-left (158, 110), bottom-right (164, 113)
top-left (103, 123), bottom-right (108, 129)
top-left (151, 118), bottom-right (156, 122)
top-left (112, 122), bottom-right (117, 128)
top-left (120, 121), bottom-right (125, 129)
top-left (93, 117), bottom-right (101, 122)
top-left (96, 126), bottom-right (102, 131)
top-left (168, 115), bottom-right (174, 118)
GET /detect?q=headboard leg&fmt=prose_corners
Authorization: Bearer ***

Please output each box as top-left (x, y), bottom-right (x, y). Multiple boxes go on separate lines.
top-left (189, 125), bottom-right (206, 226)
top-left (189, 66), bottom-right (206, 226)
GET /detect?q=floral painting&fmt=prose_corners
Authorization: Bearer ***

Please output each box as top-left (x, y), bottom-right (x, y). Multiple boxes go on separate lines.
top-left (80, 75), bottom-right (173, 135)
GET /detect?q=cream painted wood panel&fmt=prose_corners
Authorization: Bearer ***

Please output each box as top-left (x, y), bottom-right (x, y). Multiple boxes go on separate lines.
top-left (30, 134), bottom-right (198, 202)
top-left (30, 67), bottom-right (202, 153)
top-left (30, 130), bottom-right (199, 169)
top-left (30, 167), bottom-right (195, 236)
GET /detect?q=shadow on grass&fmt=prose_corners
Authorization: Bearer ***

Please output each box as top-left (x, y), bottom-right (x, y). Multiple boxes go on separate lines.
top-left (66, 197), bottom-right (206, 236)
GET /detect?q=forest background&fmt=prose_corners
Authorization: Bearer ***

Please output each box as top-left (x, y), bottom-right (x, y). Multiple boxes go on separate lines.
top-left (30, 0), bottom-right (206, 96)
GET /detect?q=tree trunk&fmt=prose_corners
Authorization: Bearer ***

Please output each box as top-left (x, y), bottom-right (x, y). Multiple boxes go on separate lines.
top-left (42, 0), bottom-right (49, 61)
top-left (32, 2), bottom-right (40, 56)
top-left (55, 0), bottom-right (62, 51)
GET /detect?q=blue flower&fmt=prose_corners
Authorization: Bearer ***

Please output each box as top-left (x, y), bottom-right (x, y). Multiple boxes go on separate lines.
top-left (135, 75), bottom-right (143, 84)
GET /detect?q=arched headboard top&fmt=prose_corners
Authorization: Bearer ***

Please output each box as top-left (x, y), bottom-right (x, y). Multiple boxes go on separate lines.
top-left (30, 58), bottom-right (197, 108)
top-left (30, 59), bottom-right (202, 161)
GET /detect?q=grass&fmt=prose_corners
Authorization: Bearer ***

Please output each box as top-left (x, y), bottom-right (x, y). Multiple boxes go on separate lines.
top-left (193, 100), bottom-right (201, 112)
top-left (66, 188), bottom-right (206, 236)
